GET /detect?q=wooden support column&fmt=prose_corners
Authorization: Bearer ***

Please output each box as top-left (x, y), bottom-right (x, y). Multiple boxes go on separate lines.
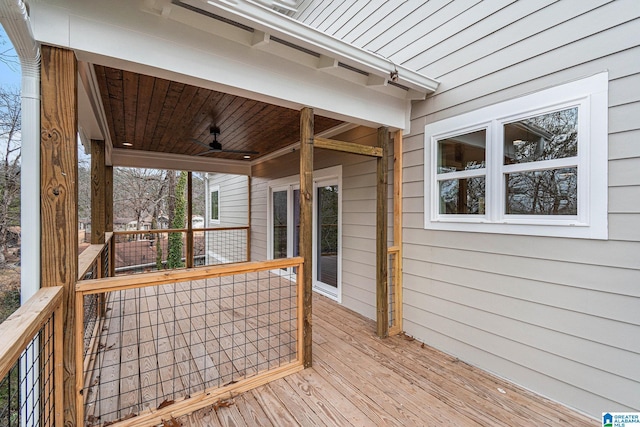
top-left (299, 107), bottom-right (314, 368)
top-left (376, 127), bottom-right (389, 338)
top-left (91, 140), bottom-right (106, 245)
top-left (105, 165), bottom-right (115, 277)
top-left (391, 130), bottom-right (403, 335)
top-left (247, 176), bottom-right (252, 262)
top-left (40, 45), bottom-right (78, 426)
top-left (186, 172), bottom-right (194, 268)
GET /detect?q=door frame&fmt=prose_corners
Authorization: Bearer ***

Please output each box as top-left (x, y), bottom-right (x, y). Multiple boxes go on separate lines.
top-left (267, 165), bottom-right (342, 302)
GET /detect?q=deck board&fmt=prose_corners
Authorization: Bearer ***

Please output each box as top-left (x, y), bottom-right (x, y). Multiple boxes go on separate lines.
top-left (184, 294), bottom-right (598, 427)
top-left (86, 284), bottom-right (597, 426)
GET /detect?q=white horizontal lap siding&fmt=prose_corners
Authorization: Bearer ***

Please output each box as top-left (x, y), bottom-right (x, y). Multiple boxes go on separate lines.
top-left (376, 0), bottom-right (640, 418)
top-left (207, 174), bottom-right (249, 227)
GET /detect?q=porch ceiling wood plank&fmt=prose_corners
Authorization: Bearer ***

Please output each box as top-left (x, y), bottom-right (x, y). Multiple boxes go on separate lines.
top-left (133, 73), bottom-right (155, 150)
top-left (93, 65), bottom-right (343, 163)
top-left (123, 70), bottom-right (139, 145)
top-left (142, 76), bottom-right (170, 152)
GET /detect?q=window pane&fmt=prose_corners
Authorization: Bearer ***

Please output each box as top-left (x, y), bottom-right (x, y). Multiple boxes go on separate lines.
top-left (439, 177), bottom-right (485, 214)
top-left (272, 190), bottom-right (287, 258)
top-left (504, 107), bottom-right (578, 165)
top-left (437, 129), bottom-right (486, 173)
top-left (506, 168), bottom-right (577, 215)
top-left (210, 190), bottom-right (219, 220)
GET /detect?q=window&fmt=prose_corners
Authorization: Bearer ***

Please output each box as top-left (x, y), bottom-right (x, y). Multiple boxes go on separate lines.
top-left (424, 73), bottom-right (608, 239)
top-left (210, 186), bottom-right (220, 223)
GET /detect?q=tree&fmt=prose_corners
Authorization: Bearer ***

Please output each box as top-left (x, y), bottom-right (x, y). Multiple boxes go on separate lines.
top-left (167, 171), bottom-right (186, 268)
top-left (113, 167), bottom-right (166, 230)
top-left (0, 87), bottom-right (21, 267)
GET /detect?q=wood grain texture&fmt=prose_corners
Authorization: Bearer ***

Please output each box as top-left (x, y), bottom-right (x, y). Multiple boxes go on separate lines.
top-left (390, 130), bottom-right (403, 336)
top-left (180, 293), bottom-right (598, 427)
top-left (314, 136), bottom-right (383, 157)
top-left (91, 140), bottom-right (106, 244)
top-left (93, 66), bottom-right (342, 161)
top-left (299, 107), bottom-right (314, 368)
top-left (376, 127), bottom-right (389, 338)
top-left (40, 45), bottom-right (79, 427)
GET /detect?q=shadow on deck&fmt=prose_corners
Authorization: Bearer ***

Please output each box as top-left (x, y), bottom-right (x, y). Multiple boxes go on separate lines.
top-left (177, 294), bottom-right (597, 427)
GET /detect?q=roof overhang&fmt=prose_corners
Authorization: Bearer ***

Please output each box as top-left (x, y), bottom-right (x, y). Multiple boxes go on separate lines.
top-left (29, 0), bottom-right (438, 134)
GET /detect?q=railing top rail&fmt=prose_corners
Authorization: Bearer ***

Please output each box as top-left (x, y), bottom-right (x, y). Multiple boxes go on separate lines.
top-left (78, 233), bottom-right (114, 280)
top-left (0, 286), bottom-right (63, 380)
top-left (76, 257), bottom-right (304, 295)
top-left (112, 226), bottom-right (249, 236)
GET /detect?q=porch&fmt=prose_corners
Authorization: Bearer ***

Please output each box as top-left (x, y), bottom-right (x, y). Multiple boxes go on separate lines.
top-left (171, 294), bottom-right (598, 426)
top-left (78, 279), bottom-right (596, 427)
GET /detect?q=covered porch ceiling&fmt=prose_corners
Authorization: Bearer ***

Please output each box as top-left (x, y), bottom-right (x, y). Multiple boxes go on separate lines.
top-left (28, 0), bottom-right (438, 172)
top-left (93, 64), bottom-right (344, 162)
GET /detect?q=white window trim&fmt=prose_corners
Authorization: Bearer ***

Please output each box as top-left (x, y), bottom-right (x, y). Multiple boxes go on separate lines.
top-left (210, 185), bottom-right (220, 224)
top-left (424, 72), bottom-right (608, 239)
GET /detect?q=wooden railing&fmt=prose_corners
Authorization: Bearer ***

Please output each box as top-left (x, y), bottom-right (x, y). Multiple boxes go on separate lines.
top-left (78, 232), bottom-right (114, 280)
top-left (388, 245), bottom-right (402, 335)
top-left (75, 257), bottom-right (304, 426)
top-left (0, 287), bottom-right (64, 427)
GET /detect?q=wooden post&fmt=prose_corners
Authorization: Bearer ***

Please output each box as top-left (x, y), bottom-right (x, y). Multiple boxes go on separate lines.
top-left (186, 172), bottom-right (194, 268)
top-left (299, 107), bottom-right (314, 367)
top-left (40, 45), bottom-right (79, 426)
top-left (90, 140), bottom-right (106, 245)
top-left (376, 127), bottom-right (389, 338)
top-left (247, 176), bottom-right (251, 262)
top-left (106, 165), bottom-right (115, 277)
top-left (391, 130), bottom-right (403, 335)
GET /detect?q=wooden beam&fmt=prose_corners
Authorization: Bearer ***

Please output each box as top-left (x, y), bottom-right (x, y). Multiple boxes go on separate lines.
top-left (91, 140), bottom-right (106, 244)
top-left (40, 45), bottom-right (78, 426)
top-left (390, 130), bottom-right (404, 336)
top-left (314, 137), bottom-right (383, 157)
top-left (300, 107), bottom-right (314, 368)
top-left (376, 127), bottom-right (389, 338)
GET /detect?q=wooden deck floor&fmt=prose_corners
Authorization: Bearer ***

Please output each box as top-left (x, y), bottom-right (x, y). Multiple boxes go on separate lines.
top-left (177, 293), bottom-right (597, 427)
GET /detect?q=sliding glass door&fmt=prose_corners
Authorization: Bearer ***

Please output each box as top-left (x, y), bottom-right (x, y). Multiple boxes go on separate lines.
top-left (268, 167), bottom-right (342, 301)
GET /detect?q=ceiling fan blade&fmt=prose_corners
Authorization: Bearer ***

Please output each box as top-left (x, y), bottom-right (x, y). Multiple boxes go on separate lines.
top-left (195, 149), bottom-right (220, 156)
top-left (190, 138), bottom-right (212, 150)
top-left (221, 149), bottom-right (259, 155)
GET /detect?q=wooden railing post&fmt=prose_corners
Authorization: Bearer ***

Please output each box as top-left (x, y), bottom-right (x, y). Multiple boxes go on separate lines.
top-left (376, 127), bottom-right (389, 338)
top-left (299, 107), bottom-right (314, 368)
top-left (41, 45), bottom-right (78, 426)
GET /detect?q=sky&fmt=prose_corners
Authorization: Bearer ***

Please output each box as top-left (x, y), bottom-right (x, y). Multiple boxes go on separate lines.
top-left (0, 26), bottom-right (21, 87)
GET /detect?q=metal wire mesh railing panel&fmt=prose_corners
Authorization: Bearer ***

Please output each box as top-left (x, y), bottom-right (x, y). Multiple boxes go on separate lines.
top-left (0, 317), bottom-right (56, 427)
top-left (102, 241), bottom-right (111, 278)
top-left (81, 266), bottom-right (298, 425)
top-left (114, 231), bottom-right (187, 275)
top-left (388, 250), bottom-right (396, 329)
top-left (201, 228), bottom-right (248, 266)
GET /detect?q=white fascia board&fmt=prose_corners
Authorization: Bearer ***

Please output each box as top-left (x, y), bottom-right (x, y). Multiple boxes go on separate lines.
top-left (184, 0), bottom-right (439, 95)
top-left (29, 1), bottom-right (410, 129)
top-left (112, 148), bottom-right (252, 176)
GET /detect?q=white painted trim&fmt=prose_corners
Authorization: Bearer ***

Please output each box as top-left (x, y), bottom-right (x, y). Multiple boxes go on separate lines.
top-left (30, 1), bottom-right (418, 130)
top-left (424, 73), bottom-right (608, 240)
top-left (181, 0), bottom-right (439, 95)
top-left (209, 185), bottom-right (221, 224)
top-left (112, 148), bottom-right (252, 175)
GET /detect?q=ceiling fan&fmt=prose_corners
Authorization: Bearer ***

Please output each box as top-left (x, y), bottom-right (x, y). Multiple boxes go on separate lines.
top-left (191, 126), bottom-right (259, 156)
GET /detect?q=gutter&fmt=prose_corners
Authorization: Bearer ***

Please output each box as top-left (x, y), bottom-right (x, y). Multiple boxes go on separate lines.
top-left (0, 0), bottom-right (41, 302)
top-left (179, 0), bottom-right (439, 97)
